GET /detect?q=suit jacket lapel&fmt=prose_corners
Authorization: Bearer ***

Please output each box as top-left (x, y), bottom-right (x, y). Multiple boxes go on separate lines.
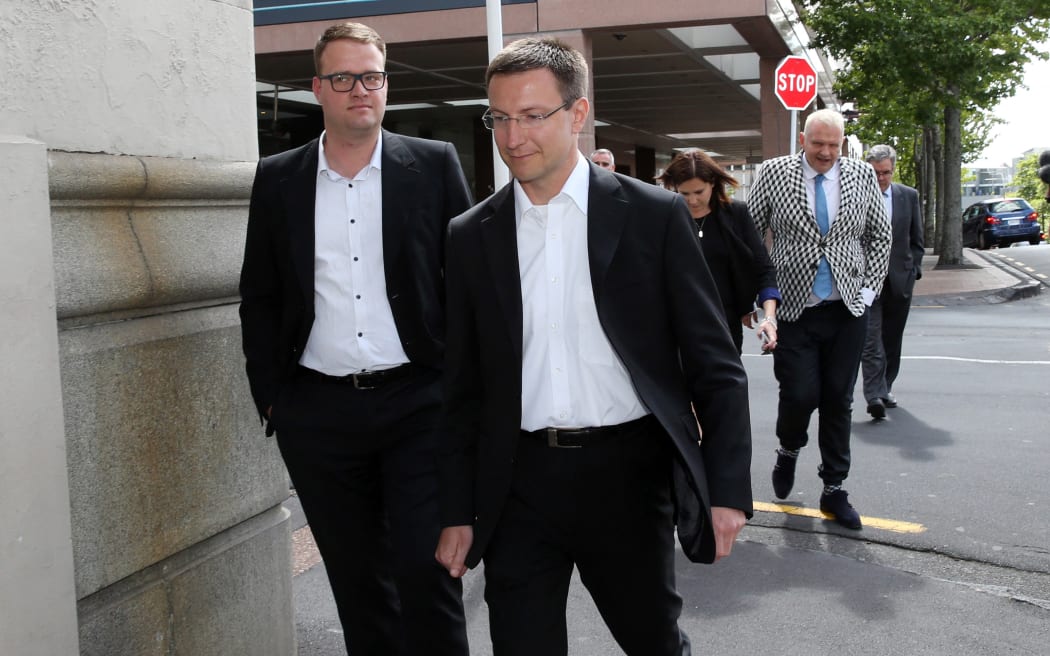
top-left (283, 139), bottom-right (319, 304)
top-left (587, 168), bottom-right (629, 306)
top-left (790, 155), bottom-right (819, 235)
top-left (380, 130), bottom-right (416, 272)
top-left (480, 185), bottom-right (524, 360)
top-left (891, 183), bottom-right (906, 230)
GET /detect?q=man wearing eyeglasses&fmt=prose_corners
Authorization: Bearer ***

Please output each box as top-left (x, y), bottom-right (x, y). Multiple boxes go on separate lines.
top-left (239, 22), bottom-right (471, 656)
top-left (436, 37), bottom-right (752, 656)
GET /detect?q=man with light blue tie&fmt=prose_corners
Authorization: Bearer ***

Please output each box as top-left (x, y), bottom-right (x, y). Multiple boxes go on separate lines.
top-left (861, 145), bottom-right (924, 419)
top-left (748, 109), bottom-right (891, 529)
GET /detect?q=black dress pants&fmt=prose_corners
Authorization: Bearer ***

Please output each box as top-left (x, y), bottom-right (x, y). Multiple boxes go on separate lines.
top-left (481, 421), bottom-right (691, 656)
top-left (772, 302), bottom-right (868, 485)
top-left (273, 367), bottom-right (468, 656)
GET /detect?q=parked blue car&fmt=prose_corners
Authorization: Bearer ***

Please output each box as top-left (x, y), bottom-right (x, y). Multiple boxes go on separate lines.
top-left (962, 198), bottom-right (1042, 250)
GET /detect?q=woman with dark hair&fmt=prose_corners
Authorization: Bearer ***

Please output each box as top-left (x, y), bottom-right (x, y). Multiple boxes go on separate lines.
top-left (658, 148), bottom-right (780, 353)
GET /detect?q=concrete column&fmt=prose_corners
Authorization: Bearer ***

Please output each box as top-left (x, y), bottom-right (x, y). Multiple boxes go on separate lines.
top-left (0, 136), bottom-right (79, 656)
top-left (759, 57), bottom-right (796, 159)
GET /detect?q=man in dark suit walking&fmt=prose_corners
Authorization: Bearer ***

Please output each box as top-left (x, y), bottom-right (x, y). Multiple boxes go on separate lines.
top-left (238, 23), bottom-right (471, 656)
top-left (435, 37), bottom-right (752, 656)
top-left (748, 109), bottom-right (891, 530)
top-left (861, 145), bottom-right (924, 418)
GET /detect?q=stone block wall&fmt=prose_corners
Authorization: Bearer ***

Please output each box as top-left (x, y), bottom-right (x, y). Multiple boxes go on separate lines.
top-left (51, 152), bottom-right (294, 655)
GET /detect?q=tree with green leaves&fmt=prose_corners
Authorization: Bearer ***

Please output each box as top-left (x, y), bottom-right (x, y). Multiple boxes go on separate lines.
top-left (1012, 151), bottom-right (1050, 236)
top-left (800, 0), bottom-right (1050, 265)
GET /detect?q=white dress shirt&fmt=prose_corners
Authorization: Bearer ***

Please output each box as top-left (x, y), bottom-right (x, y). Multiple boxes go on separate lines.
top-left (299, 131), bottom-right (410, 375)
top-left (515, 153), bottom-right (648, 431)
top-left (883, 185), bottom-right (893, 222)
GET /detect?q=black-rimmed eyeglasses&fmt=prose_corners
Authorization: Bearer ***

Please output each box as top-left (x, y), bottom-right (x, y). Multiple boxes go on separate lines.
top-left (481, 101), bottom-right (571, 130)
top-left (318, 71), bottom-right (388, 92)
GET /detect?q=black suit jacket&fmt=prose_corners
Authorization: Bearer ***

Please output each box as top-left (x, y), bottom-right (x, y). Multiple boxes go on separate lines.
top-left (884, 183), bottom-right (924, 299)
top-left (440, 164), bottom-right (753, 566)
top-left (239, 130), bottom-right (473, 428)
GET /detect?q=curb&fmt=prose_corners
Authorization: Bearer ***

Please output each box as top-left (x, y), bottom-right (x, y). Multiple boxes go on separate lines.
top-left (967, 248), bottom-right (1043, 301)
top-left (913, 249), bottom-right (1042, 306)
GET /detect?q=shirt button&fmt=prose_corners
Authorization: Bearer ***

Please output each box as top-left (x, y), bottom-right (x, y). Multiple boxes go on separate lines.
top-left (356, 295), bottom-right (361, 299)
top-left (357, 332), bottom-right (363, 337)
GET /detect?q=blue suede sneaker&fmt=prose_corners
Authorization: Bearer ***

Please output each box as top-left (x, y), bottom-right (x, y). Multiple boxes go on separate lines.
top-left (820, 489), bottom-right (862, 529)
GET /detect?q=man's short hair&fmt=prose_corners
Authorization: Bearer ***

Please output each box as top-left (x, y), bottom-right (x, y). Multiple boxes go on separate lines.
top-left (803, 108), bottom-right (845, 137)
top-left (590, 149), bottom-right (615, 166)
top-left (865, 144), bottom-right (897, 166)
top-left (314, 22), bottom-right (387, 75)
top-left (486, 37), bottom-right (589, 103)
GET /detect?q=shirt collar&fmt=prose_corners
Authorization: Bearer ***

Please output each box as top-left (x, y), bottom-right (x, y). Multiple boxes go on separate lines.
top-left (317, 130), bottom-right (384, 181)
top-left (800, 153), bottom-right (840, 182)
top-left (513, 151), bottom-right (590, 226)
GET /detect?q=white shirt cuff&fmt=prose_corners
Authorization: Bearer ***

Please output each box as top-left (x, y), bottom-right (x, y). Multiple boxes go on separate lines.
top-left (860, 288), bottom-right (876, 306)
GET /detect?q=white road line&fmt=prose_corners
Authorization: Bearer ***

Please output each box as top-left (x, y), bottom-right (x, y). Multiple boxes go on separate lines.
top-left (901, 355), bottom-right (1050, 365)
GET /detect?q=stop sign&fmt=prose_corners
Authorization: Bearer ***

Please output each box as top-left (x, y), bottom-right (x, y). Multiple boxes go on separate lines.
top-left (774, 56), bottom-right (818, 110)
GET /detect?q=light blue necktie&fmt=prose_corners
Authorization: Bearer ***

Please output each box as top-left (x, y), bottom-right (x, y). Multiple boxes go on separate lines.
top-left (812, 173), bottom-right (833, 299)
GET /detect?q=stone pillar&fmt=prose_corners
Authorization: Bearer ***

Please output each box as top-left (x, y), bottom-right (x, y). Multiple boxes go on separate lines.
top-left (759, 57), bottom-right (796, 159)
top-left (0, 2), bottom-right (295, 654)
top-left (0, 136), bottom-right (79, 656)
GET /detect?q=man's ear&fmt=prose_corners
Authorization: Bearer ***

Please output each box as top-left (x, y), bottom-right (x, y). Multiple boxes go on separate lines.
top-left (570, 97), bottom-right (591, 134)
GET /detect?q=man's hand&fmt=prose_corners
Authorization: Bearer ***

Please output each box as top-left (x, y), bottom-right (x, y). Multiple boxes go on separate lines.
top-left (435, 525), bottom-right (474, 578)
top-left (710, 506), bottom-right (746, 561)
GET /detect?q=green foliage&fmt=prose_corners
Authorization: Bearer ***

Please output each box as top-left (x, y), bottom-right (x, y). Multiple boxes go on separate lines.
top-left (798, 0), bottom-right (1050, 260)
top-left (1012, 152), bottom-right (1050, 233)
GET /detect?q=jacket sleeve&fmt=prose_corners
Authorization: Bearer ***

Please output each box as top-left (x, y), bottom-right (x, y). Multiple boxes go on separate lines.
top-left (438, 219), bottom-right (481, 528)
top-left (731, 200), bottom-right (779, 299)
top-left (907, 187), bottom-right (925, 279)
top-left (238, 159), bottom-right (284, 426)
top-left (664, 196), bottom-right (753, 514)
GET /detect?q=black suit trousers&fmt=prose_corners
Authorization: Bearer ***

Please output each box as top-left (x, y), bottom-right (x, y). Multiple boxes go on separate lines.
top-left (273, 368), bottom-right (467, 656)
top-left (481, 422), bottom-right (691, 656)
top-left (772, 302), bottom-right (868, 486)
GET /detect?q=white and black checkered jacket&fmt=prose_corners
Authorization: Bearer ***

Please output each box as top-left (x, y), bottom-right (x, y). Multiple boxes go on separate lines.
top-left (748, 154), bottom-right (891, 322)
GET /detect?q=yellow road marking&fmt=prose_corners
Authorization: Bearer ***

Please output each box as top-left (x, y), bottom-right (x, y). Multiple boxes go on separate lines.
top-left (753, 501), bottom-right (927, 533)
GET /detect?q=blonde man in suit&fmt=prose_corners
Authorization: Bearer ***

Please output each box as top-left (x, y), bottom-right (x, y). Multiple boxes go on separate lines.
top-left (747, 109), bottom-right (890, 529)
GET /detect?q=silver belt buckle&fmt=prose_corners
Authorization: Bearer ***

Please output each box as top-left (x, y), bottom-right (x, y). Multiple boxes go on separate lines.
top-left (546, 428), bottom-right (581, 449)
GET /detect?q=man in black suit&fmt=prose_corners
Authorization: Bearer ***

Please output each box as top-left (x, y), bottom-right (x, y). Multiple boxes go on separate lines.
top-left (435, 38), bottom-right (752, 656)
top-left (861, 145), bottom-right (924, 419)
top-left (238, 23), bottom-right (471, 656)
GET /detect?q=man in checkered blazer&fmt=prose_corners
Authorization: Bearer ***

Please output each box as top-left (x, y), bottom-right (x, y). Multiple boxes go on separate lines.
top-left (747, 109), bottom-right (891, 530)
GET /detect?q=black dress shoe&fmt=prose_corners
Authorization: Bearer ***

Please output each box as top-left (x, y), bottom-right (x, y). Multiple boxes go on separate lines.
top-left (771, 451), bottom-right (797, 499)
top-left (866, 398), bottom-right (886, 419)
top-left (882, 393), bottom-right (898, 408)
top-left (820, 489), bottom-right (863, 529)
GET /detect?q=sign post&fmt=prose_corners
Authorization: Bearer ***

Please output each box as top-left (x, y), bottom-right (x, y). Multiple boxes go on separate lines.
top-left (773, 56), bottom-right (819, 156)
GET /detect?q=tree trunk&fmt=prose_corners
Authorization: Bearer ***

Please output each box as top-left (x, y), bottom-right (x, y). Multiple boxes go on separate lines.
top-left (933, 123), bottom-right (945, 255)
top-left (921, 125), bottom-right (937, 250)
top-left (938, 93), bottom-right (964, 266)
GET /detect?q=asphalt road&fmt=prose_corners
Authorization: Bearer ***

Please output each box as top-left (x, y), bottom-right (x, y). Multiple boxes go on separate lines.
top-left (983, 242), bottom-right (1050, 287)
top-left (292, 283), bottom-right (1050, 655)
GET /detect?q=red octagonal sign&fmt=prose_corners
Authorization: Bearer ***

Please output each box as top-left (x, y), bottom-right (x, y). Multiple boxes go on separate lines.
top-left (774, 56), bottom-right (818, 110)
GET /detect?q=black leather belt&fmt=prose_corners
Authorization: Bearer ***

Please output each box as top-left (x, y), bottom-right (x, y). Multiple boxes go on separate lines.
top-left (520, 415), bottom-right (657, 449)
top-left (297, 363), bottom-right (417, 390)
top-left (810, 299), bottom-right (839, 309)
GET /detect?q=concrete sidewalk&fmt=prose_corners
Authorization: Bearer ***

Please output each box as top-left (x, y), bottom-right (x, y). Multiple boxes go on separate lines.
top-left (287, 247), bottom-right (1045, 655)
